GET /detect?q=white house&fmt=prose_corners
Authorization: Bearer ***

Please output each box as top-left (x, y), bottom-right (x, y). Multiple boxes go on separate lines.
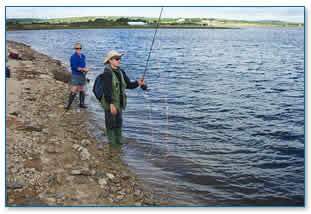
top-left (128, 21), bottom-right (146, 25)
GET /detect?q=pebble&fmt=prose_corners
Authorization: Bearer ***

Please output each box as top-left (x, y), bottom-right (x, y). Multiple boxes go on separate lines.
top-left (70, 170), bottom-right (81, 175)
top-left (134, 189), bottom-right (142, 197)
top-left (98, 191), bottom-right (109, 198)
top-left (90, 169), bottom-right (96, 176)
top-left (64, 164), bottom-right (72, 169)
top-left (81, 139), bottom-right (91, 147)
top-left (116, 195), bottom-right (124, 201)
top-left (47, 197), bottom-right (56, 204)
top-left (80, 148), bottom-right (90, 161)
top-left (46, 144), bottom-right (56, 153)
top-left (7, 183), bottom-right (24, 190)
top-left (98, 178), bottom-right (107, 185)
top-left (106, 173), bottom-right (115, 180)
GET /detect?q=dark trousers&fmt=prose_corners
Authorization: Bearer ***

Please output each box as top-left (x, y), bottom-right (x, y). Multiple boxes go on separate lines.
top-left (6, 67), bottom-right (10, 78)
top-left (104, 110), bottom-right (123, 147)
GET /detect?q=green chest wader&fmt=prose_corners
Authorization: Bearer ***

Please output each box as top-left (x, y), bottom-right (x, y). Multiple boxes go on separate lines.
top-left (102, 67), bottom-right (127, 146)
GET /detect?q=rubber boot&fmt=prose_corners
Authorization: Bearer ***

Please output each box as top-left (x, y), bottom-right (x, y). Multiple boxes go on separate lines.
top-left (79, 91), bottom-right (87, 108)
top-left (65, 92), bottom-right (76, 110)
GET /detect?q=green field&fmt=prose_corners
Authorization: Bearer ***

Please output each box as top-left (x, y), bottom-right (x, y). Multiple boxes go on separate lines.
top-left (6, 16), bottom-right (304, 31)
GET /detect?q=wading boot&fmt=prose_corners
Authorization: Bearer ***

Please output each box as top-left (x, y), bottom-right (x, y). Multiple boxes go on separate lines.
top-left (79, 91), bottom-right (87, 108)
top-left (65, 92), bottom-right (76, 110)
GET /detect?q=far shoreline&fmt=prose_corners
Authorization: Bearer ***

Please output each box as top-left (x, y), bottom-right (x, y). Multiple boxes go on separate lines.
top-left (6, 24), bottom-right (304, 32)
top-left (6, 25), bottom-right (239, 31)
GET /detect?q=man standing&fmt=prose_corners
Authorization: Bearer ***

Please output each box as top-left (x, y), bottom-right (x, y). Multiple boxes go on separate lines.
top-left (102, 50), bottom-right (144, 147)
top-left (65, 43), bottom-right (89, 110)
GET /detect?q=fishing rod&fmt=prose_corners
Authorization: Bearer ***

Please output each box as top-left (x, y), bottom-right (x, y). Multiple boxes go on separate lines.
top-left (141, 7), bottom-right (164, 91)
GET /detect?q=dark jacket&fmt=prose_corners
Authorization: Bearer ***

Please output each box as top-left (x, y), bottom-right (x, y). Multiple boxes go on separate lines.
top-left (103, 66), bottom-right (139, 108)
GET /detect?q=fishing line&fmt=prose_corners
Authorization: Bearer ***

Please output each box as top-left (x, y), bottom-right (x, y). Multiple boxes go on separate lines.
top-left (141, 7), bottom-right (164, 160)
top-left (140, 7), bottom-right (164, 90)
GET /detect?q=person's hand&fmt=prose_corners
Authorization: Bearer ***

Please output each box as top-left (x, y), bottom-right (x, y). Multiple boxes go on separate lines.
top-left (83, 68), bottom-right (89, 72)
top-left (138, 79), bottom-right (144, 86)
top-left (110, 104), bottom-right (117, 115)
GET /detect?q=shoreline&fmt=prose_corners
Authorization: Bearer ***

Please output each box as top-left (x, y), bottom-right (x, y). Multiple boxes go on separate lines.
top-left (5, 40), bottom-right (164, 206)
top-left (5, 24), bottom-right (303, 32)
top-left (6, 25), bottom-right (238, 31)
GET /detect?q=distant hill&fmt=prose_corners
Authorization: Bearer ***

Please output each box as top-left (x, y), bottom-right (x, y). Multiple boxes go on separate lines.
top-left (6, 16), bottom-right (304, 31)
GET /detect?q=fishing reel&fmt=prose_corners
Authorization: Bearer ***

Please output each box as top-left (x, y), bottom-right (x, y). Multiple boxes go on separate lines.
top-left (141, 84), bottom-right (148, 91)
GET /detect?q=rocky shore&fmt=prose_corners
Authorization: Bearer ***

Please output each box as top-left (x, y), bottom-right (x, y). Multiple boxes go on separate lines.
top-left (5, 40), bottom-right (160, 206)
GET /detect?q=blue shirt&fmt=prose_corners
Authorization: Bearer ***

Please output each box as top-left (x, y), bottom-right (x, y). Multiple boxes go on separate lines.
top-left (70, 52), bottom-right (86, 75)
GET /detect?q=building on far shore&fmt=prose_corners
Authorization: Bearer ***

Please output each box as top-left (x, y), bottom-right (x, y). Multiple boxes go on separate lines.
top-left (128, 21), bottom-right (146, 26)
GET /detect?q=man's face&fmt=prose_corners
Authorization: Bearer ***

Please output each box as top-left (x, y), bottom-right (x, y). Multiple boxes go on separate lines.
top-left (109, 56), bottom-right (121, 68)
top-left (75, 47), bottom-right (82, 55)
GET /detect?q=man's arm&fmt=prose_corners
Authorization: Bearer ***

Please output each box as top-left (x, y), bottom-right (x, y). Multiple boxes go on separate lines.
top-left (122, 70), bottom-right (139, 89)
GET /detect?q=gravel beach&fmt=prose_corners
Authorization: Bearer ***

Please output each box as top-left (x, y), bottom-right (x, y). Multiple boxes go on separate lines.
top-left (5, 40), bottom-right (162, 206)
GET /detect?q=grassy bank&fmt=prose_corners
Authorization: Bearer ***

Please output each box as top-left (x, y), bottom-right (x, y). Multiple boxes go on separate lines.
top-left (6, 24), bottom-right (236, 31)
top-left (6, 16), bottom-right (303, 31)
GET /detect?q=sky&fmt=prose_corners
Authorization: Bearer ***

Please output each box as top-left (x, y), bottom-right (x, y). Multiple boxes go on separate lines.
top-left (6, 7), bottom-right (304, 23)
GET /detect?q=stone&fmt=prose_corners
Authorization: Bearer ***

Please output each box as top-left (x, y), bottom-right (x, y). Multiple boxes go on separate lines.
top-left (98, 191), bottom-right (109, 198)
top-left (98, 178), bottom-right (107, 185)
top-left (46, 144), bottom-right (56, 153)
top-left (121, 174), bottom-right (131, 180)
top-left (65, 176), bottom-right (74, 182)
top-left (73, 176), bottom-right (89, 184)
top-left (134, 189), bottom-right (142, 197)
top-left (56, 192), bottom-right (65, 200)
top-left (71, 168), bottom-right (92, 176)
top-left (106, 173), bottom-right (115, 180)
top-left (47, 197), bottom-right (56, 204)
top-left (55, 146), bottom-right (64, 153)
top-left (7, 183), bottom-right (24, 190)
top-left (70, 170), bottom-right (81, 175)
top-left (135, 202), bottom-right (142, 206)
top-left (64, 164), bottom-right (72, 169)
top-left (90, 169), bottom-right (96, 176)
top-left (22, 197), bottom-right (48, 206)
top-left (80, 148), bottom-right (90, 161)
top-left (80, 168), bottom-right (92, 176)
top-left (116, 195), bottom-right (124, 201)
top-left (110, 186), bottom-right (119, 193)
top-left (72, 144), bottom-right (79, 150)
top-left (81, 139), bottom-right (91, 147)
top-left (8, 199), bottom-right (15, 203)
top-left (144, 198), bottom-right (155, 205)
top-left (51, 68), bottom-right (71, 83)
top-left (17, 121), bottom-right (42, 132)
top-left (56, 174), bottom-right (62, 184)
top-left (118, 190), bottom-right (126, 196)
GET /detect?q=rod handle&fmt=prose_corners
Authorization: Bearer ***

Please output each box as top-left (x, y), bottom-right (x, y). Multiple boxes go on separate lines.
top-left (141, 84), bottom-right (148, 91)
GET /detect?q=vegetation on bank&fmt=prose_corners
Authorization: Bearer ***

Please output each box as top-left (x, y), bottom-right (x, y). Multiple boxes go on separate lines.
top-left (6, 16), bottom-right (304, 31)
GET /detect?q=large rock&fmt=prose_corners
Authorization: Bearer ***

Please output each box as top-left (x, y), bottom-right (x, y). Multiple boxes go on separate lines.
top-left (7, 183), bottom-right (24, 190)
top-left (51, 68), bottom-right (71, 83)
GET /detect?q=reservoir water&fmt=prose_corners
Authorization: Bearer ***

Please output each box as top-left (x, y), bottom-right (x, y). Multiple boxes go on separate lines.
top-left (7, 27), bottom-right (305, 206)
